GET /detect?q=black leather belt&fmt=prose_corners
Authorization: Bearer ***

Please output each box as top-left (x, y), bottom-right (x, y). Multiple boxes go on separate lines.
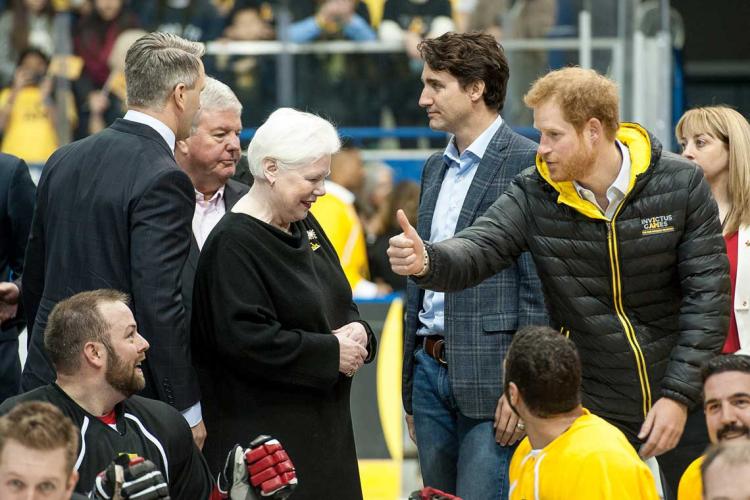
top-left (423, 335), bottom-right (447, 366)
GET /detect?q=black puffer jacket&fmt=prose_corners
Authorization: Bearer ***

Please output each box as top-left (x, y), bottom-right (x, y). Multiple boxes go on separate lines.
top-left (418, 124), bottom-right (730, 423)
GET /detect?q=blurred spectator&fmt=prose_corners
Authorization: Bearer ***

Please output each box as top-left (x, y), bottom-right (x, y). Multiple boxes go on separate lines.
top-left (458, 0), bottom-right (502, 36)
top-left (0, 0), bottom-right (55, 86)
top-left (0, 48), bottom-right (75, 165)
top-left (288, 0), bottom-right (376, 42)
top-left (453, 0), bottom-right (478, 33)
top-left (361, 161), bottom-right (394, 238)
top-left (367, 179), bottom-right (419, 292)
top-left (287, 1), bottom-right (382, 127)
top-left (76, 28), bottom-right (146, 136)
top-left (456, 0), bottom-right (557, 126)
top-left (129, 0), bottom-right (227, 41)
top-left (73, 0), bottom-right (139, 137)
top-left (213, 3), bottom-right (276, 127)
top-left (455, 0), bottom-right (558, 126)
top-left (311, 143), bottom-right (391, 298)
top-left (223, 3), bottom-right (274, 40)
top-left (74, 0), bottom-right (138, 89)
top-left (379, 0), bottom-right (454, 133)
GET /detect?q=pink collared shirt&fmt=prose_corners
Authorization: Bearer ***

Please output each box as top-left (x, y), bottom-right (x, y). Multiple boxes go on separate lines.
top-left (193, 187), bottom-right (225, 250)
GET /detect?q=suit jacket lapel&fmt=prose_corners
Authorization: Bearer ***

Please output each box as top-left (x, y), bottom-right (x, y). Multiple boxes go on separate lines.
top-left (186, 235), bottom-right (200, 273)
top-left (223, 179), bottom-right (248, 210)
top-left (455, 122), bottom-right (512, 232)
top-left (417, 155), bottom-right (449, 242)
top-left (186, 179), bottom-right (249, 272)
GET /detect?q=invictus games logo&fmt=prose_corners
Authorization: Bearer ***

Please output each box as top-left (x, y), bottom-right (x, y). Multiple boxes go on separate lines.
top-left (641, 214), bottom-right (674, 235)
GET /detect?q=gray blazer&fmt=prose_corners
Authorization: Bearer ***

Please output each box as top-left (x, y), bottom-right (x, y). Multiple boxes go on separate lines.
top-left (403, 122), bottom-right (549, 419)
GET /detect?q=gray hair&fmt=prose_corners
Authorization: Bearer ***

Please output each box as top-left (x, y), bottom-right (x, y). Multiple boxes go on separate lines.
top-left (247, 108), bottom-right (341, 178)
top-left (191, 77), bottom-right (242, 133)
top-left (125, 32), bottom-right (205, 110)
top-left (703, 441), bottom-right (750, 494)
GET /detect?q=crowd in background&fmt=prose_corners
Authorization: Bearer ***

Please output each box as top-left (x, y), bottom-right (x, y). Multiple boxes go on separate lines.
top-left (0, 4), bottom-right (750, 497)
top-left (0, 0), bottom-right (567, 297)
top-left (0, 0), bottom-right (563, 164)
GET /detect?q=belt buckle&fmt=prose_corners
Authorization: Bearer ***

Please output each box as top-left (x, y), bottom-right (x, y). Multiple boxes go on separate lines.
top-left (431, 338), bottom-right (447, 366)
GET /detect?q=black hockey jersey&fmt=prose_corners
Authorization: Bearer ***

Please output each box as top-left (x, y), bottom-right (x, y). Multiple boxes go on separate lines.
top-left (0, 384), bottom-right (213, 499)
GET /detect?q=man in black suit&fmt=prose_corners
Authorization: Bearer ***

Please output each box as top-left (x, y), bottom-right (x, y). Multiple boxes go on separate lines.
top-left (21, 32), bottom-right (208, 446)
top-left (0, 153), bottom-right (35, 403)
top-left (175, 76), bottom-right (249, 335)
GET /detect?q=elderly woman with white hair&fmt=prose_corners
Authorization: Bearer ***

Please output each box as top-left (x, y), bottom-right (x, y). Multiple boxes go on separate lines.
top-left (191, 108), bottom-right (376, 499)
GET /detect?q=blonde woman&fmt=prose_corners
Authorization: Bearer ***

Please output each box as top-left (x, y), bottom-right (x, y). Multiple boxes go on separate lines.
top-left (676, 106), bottom-right (750, 353)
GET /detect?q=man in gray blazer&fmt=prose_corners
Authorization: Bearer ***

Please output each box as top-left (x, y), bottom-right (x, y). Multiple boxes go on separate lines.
top-left (402, 32), bottom-right (547, 500)
top-left (175, 77), bottom-right (249, 352)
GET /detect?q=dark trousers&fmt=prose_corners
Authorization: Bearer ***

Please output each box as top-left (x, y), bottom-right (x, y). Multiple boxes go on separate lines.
top-left (610, 408), bottom-right (709, 500)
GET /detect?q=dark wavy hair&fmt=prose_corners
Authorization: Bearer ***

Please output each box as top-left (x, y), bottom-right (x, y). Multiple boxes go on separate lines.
top-left (702, 354), bottom-right (750, 383)
top-left (504, 326), bottom-right (582, 417)
top-left (418, 31), bottom-right (509, 112)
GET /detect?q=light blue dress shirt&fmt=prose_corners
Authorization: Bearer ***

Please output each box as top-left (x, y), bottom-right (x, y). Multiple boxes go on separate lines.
top-left (417, 115), bottom-right (504, 336)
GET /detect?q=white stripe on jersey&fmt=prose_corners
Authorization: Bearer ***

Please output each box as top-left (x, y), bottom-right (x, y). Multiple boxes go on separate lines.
top-left (74, 416), bottom-right (90, 471)
top-left (124, 413), bottom-right (170, 482)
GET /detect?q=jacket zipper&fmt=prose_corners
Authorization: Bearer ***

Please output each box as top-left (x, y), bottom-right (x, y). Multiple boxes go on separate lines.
top-left (607, 213), bottom-right (652, 419)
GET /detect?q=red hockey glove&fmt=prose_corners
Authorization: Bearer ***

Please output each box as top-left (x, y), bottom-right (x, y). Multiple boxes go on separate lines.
top-left (213, 435), bottom-right (296, 500)
top-left (408, 487), bottom-right (463, 500)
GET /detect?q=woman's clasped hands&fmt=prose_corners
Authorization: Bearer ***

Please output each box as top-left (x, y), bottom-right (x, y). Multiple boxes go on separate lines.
top-left (333, 322), bottom-right (368, 377)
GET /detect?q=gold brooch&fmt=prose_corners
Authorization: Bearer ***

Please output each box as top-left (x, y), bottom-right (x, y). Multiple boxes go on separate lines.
top-left (307, 229), bottom-right (321, 251)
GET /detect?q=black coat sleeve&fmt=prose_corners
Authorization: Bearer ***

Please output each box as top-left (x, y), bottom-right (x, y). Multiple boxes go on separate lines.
top-left (21, 161), bottom-right (50, 337)
top-left (2, 157), bottom-right (34, 331)
top-left (129, 168), bottom-right (198, 411)
top-left (663, 167), bottom-right (730, 408)
top-left (5, 157), bottom-right (35, 284)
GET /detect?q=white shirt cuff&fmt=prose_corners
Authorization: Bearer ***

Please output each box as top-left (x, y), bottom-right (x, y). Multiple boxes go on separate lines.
top-left (181, 402), bottom-right (202, 427)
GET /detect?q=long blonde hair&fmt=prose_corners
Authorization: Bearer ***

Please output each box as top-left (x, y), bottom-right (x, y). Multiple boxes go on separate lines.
top-left (676, 106), bottom-right (750, 235)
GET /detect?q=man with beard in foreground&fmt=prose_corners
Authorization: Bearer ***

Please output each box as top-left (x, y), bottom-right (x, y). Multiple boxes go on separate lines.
top-left (0, 290), bottom-right (297, 499)
top-left (678, 354), bottom-right (750, 499)
top-left (389, 66), bottom-right (729, 498)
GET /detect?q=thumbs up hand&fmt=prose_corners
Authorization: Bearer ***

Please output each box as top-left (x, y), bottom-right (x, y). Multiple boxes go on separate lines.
top-left (388, 209), bottom-right (426, 276)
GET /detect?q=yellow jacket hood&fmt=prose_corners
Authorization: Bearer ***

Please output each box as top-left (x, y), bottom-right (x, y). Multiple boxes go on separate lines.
top-left (535, 123), bottom-right (653, 220)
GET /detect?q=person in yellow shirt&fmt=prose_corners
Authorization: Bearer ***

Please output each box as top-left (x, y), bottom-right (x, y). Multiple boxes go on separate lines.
top-left (311, 143), bottom-right (391, 298)
top-left (0, 48), bottom-right (60, 165)
top-left (505, 326), bottom-right (659, 500)
top-left (678, 354), bottom-right (750, 500)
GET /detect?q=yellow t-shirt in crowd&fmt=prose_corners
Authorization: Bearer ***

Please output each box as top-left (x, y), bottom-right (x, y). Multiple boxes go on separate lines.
top-left (0, 86), bottom-right (58, 164)
top-left (677, 455), bottom-right (703, 500)
top-left (310, 182), bottom-right (370, 294)
top-left (509, 409), bottom-right (659, 500)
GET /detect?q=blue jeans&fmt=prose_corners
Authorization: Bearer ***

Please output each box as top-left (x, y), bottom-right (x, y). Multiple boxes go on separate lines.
top-left (412, 348), bottom-right (513, 500)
